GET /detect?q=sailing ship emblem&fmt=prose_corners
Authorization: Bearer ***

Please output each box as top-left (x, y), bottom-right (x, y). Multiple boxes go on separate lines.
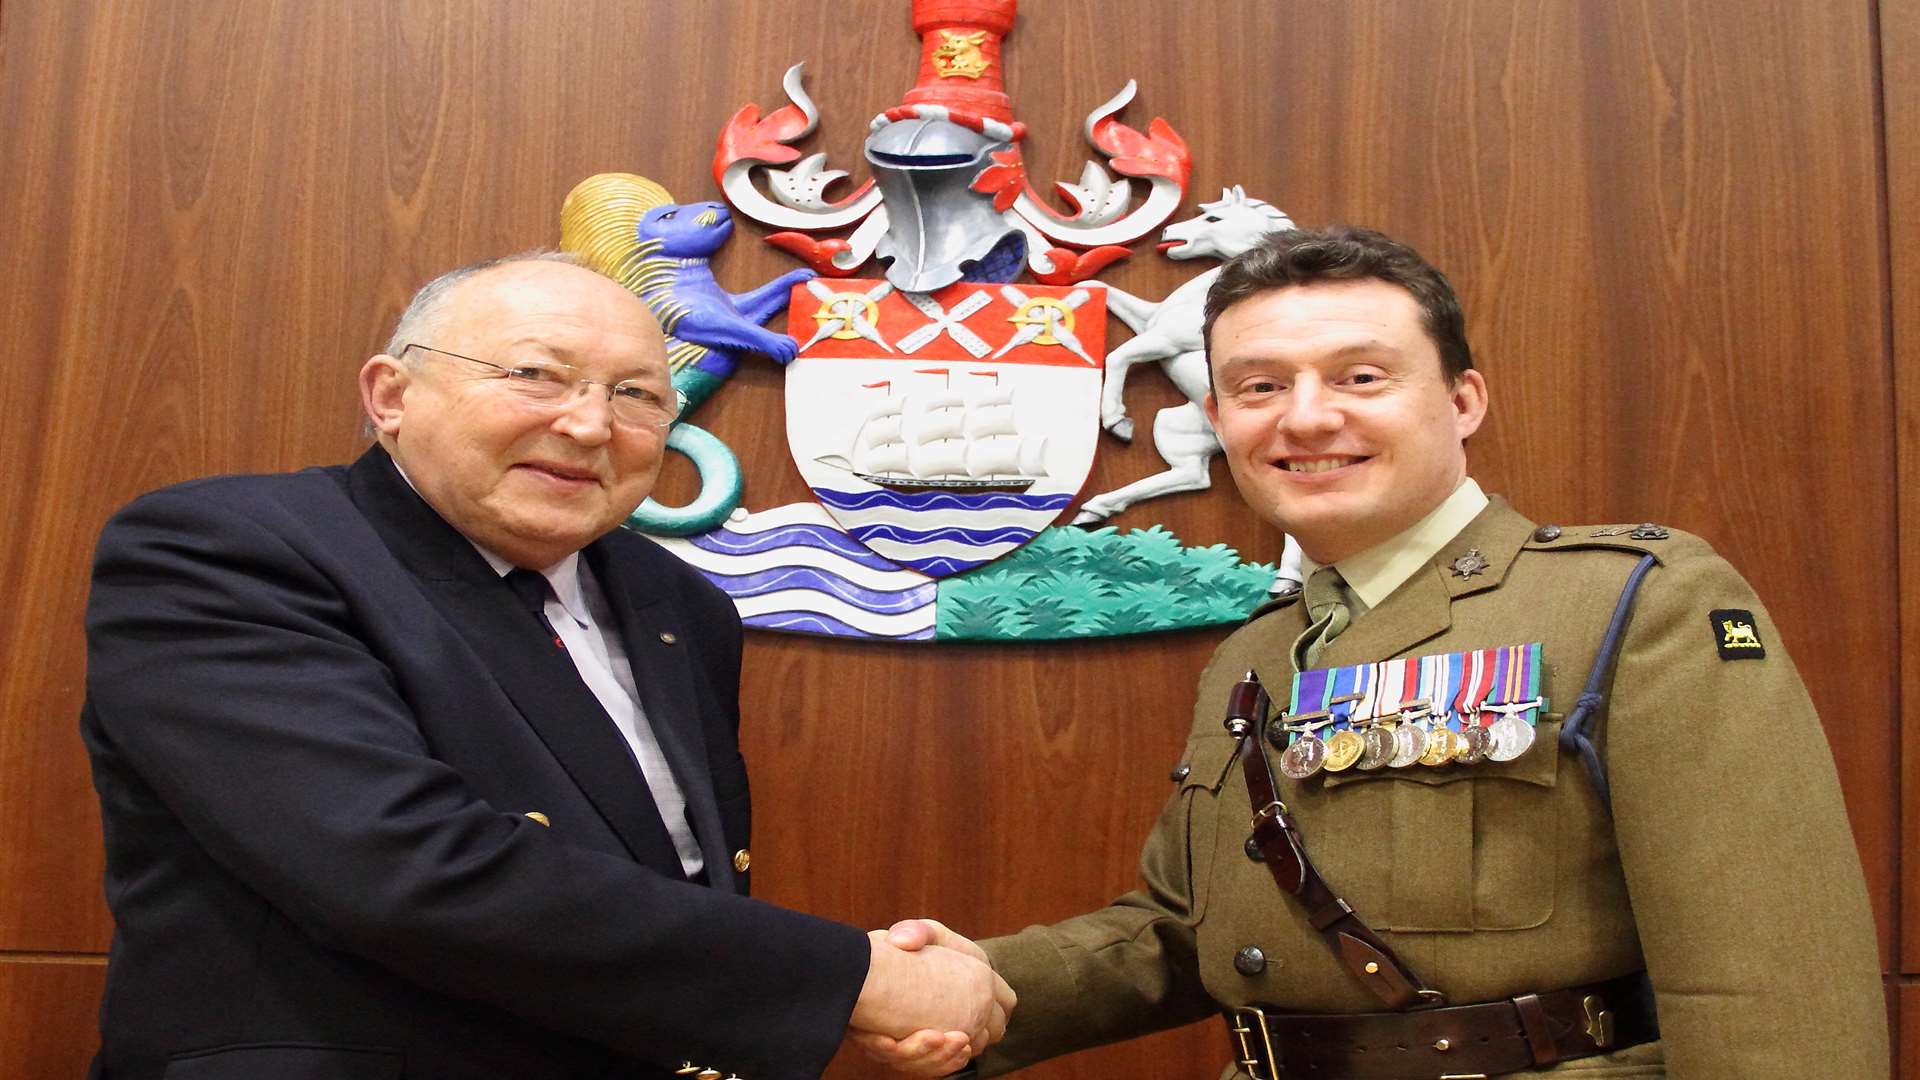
top-left (785, 278), bottom-right (1104, 577)
top-left (816, 381), bottom-right (1049, 494)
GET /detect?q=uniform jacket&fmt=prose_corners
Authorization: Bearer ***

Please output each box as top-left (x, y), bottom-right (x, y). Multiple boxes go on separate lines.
top-left (979, 499), bottom-right (1886, 1078)
top-left (81, 447), bottom-right (869, 1080)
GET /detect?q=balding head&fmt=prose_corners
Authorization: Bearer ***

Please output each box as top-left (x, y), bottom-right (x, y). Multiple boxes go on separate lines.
top-left (359, 255), bottom-right (674, 568)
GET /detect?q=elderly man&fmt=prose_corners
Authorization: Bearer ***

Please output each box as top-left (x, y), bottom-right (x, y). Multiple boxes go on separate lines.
top-left (870, 227), bottom-right (1885, 1078)
top-left (81, 253), bottom-right (1010, 1080)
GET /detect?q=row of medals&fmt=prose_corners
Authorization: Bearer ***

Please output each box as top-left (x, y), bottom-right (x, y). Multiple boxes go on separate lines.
top-left (1271, 698), bottom-right (1541, 781)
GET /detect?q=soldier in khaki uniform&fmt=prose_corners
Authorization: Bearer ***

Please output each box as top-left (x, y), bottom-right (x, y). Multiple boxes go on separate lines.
top-left (864, 226), bottom-right (1886, 1078)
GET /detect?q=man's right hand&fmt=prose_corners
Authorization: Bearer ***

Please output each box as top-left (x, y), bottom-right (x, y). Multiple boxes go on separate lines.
top-left (849, 923), bottom-right (1014, 1068)
top-left (850, 921), bottom-right (1010, 1076)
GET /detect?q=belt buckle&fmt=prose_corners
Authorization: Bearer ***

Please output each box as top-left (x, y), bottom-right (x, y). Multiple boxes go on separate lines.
top-left (1227, 1005), bottom-right (1280, 1080)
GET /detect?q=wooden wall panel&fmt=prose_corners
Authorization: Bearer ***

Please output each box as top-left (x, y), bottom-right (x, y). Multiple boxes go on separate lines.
top-left (0, 960), bottom-right (106, 1080)
top-left (1887, 0), bottom-right (1920, 978)
top-left (0, 1), bottom-right (1897, 1078)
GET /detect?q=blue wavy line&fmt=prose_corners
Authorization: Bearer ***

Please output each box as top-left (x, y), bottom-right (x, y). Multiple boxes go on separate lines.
top-left (815, 488), bottom-right (1073, 513)
top-left (700, 566), bottom-right (937, 614)
top-left (894, 555), bottom-right (988, 576)
top-left (851, 523), bottom-right (1040, 547)
top-left (743, 609), bottom-right (935, 640)
top-left (688, 523), bottom-right (901, 569)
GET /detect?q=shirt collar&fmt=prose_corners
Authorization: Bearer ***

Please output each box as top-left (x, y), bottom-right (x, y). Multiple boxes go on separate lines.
top-left (390, 456), bottom-right (591, 624)
top-left (1301, 477), bottom-right (1489, 611)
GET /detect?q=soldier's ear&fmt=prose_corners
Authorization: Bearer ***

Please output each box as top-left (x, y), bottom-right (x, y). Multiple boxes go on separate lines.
top-left (1450, 369), bottom-right (1488, 440)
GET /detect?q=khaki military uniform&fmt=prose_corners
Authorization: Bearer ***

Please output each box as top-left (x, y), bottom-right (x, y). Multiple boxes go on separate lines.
top-left (980, 499), bottom-right (1886, 1078)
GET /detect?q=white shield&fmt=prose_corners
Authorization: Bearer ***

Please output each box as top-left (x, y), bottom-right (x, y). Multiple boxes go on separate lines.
top-left (785, 278), bottom-right (1105, 577)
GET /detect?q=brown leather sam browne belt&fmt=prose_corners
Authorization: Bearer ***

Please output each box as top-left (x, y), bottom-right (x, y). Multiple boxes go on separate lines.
top-left (1226, 968), bottom-right (1657, 1079)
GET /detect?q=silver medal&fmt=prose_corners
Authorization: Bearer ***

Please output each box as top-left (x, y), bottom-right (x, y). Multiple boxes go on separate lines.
top-left (1279, 733), bottom-right (1328, 779)
top-left (1487, 714), bottom-right (1536, 762)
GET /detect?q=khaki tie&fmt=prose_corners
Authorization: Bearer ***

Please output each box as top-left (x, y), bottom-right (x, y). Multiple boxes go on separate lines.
top-left (1293, 565), bottom-right (1352, 671)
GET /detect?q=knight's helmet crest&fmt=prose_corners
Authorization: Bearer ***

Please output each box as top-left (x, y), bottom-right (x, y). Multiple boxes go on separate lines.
top-left (864, 0), bottom-right (1028, 292)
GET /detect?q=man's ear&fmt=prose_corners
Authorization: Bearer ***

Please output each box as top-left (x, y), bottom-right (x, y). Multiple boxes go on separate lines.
top-left (1451, 368), bottom-right (1488, 440)
top-left (360, 355), bottom-right (410, 437)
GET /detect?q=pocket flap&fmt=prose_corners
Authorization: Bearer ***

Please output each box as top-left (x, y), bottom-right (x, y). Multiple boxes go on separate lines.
top-left (1178, 735), bottom-right (1241, 794)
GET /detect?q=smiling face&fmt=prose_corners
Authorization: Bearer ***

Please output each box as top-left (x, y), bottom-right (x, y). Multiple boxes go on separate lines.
top-left (360, 260), bottom-right (673, 569)
top-left (1203, 279), bottom-right (1488, 565)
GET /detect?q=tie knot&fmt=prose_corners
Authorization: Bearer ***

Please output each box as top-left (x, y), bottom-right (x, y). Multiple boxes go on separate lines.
top-left (1305, 565), bottom-right (1348, 618)
top-left (503, 568), bottom-right (551, 614)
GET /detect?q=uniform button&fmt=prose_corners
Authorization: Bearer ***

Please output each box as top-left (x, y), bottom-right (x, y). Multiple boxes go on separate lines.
top-left (1244, 834), bottom-right (1264, 861)
top-left (732, 849), bottom-right (752, 873)
top-left (1234, 945), bottom-right (1267, 976)
top-left (659, 631), bottom-right (679, 645)
top-left (1170, 762), bottom-right (1191, 782)
top-left (1533, 524), bottom-right (1562, 542)
top-left (523, 812), bottom-right (551, 827)
top-left (1264, 719), bottom-right (1289, 750)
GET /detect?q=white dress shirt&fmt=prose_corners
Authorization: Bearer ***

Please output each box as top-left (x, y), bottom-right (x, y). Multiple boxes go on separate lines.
top-left (392, 462), bottom-right (704, 878)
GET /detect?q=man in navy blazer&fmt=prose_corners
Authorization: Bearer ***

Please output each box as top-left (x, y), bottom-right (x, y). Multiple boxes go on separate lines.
top-left (81, 253), bottom-right (1010, 1080)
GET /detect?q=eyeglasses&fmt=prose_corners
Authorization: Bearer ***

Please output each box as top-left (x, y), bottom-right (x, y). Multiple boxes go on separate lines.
top-left (398, 343), bottom-right (681, 429)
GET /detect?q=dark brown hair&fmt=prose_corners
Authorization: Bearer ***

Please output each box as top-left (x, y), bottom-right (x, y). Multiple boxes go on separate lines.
top-left (1202, 226), bottom-right (1473, 381)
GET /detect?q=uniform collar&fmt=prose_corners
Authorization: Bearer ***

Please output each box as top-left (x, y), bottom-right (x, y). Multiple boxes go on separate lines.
top-left (1302, 477), bottom-right (1489, 611)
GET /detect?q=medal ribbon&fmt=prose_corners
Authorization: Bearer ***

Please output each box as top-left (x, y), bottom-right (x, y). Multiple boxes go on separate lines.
top-left (1437, 650), bottom-right (1468, 733)
top-left (1374, 657), bottom-right (1408, 719)
top-left (1468, 647), bottom-right (1499, 727)
top-left (1520, 642), bottom-right (1543, 726)
top-left (1354, 661), bottom-right (1382, 727)
top-left (1328, 662), bottom-right (1362, 733)
top-left (1288, 666), bottom-right (1334, 745)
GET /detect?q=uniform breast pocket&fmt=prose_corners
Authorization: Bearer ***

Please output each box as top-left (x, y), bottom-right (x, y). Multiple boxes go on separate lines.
top-left (1316, 720), bottom-right (1564, 932)
top-left (1176, 736), bottom-right (1242, 920)
top-left (164, 1043), bottom-right (402, 1080)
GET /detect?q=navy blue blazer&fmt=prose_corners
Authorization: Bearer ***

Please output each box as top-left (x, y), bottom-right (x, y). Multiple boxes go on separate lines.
top-left (81, 447), bottom-right (867, 1080)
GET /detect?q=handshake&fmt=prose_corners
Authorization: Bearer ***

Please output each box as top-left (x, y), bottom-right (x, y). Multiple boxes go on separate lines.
top-left (847, 919), bottom-right (1013, 1076)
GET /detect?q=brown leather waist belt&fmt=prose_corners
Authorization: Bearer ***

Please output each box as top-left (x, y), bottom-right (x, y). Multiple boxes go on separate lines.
top-left (1225, 969), bottom-right (1659, 1079)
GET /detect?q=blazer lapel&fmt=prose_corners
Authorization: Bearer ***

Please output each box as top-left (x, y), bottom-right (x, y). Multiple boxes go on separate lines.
top-left (585, 540), bottom-right (733, 894)
top-left (346, 448), bottom-right (681, 870)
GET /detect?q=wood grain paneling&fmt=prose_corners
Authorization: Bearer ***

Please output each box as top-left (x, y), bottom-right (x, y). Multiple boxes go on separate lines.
top-left (0, 1), bottom-right (1899, 1077)
top-left (1886, 0), bottom-right (1920, 978)
top-left (0, 958), bottom-right (106, 1080)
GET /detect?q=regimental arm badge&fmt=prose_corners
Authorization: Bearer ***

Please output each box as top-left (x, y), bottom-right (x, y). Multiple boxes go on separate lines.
top-left (1709, 609), bottom-right (1766, 660)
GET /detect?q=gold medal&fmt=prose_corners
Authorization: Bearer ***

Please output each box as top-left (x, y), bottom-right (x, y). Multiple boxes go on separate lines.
top-left (1322, 729), bottom-right (1365, 772)
top-left (1417, 726), bottom-right (1455, 767)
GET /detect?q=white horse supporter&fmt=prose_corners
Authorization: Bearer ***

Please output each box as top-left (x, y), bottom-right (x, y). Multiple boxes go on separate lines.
top-left (1073, 186), bottom-right (1291, 526)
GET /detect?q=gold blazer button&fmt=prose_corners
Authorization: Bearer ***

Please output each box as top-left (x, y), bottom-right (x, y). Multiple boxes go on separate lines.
top-left (732, 849), bottom-right (752, 873)
top-left (524, 812), bottom-right (551, 827)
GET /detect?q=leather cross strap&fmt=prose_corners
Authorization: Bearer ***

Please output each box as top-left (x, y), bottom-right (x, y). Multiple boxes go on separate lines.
top-left (1224, 673), bottom-right (1442, 1011)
